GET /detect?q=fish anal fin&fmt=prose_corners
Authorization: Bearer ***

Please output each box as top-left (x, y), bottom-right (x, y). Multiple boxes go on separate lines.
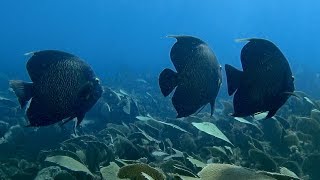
top-left (210, 101), bottom-right (215, 116)
top-left (9, 80), bottom-right (34, 108)
top-left (159, 68), bottom-right (178, 97)
top-left (26, 97), bottom-right (59, 126)
top-left (173, 86), bottom-right (202, 118)
top-left (195, 105), bottom-right (206, 116)
top-left (225, 64), bottom-right (243, 96)
top-left (59, 116), bottom-right (75, 127)
top-left (283, 91), bottom-right (302, 99)
top-left (76, 113), bottom-right (85, 127)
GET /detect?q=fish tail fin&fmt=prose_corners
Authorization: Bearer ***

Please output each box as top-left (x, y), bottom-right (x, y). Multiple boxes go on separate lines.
top-left (9, 80), bottom-right (34, 108)
top-left (159, 68), bottom-right (178, 97)
top-left (225, 64), bottom-right (243, 96)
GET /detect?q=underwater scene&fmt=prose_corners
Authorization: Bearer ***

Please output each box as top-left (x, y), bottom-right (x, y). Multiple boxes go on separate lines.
top-left (1, 1), bottom-right (320, 180)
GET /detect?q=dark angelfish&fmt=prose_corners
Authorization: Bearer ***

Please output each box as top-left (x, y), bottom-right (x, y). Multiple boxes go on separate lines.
top-left (159, 35), bottom-right (222, 118)
top-left (225, 38), bottom-right (295, 119)
top-left (10, 50), bottom-right (103, 127)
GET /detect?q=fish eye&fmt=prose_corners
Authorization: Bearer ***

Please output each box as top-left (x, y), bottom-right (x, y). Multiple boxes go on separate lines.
top-left (94, 77), bottom-right (100, 83)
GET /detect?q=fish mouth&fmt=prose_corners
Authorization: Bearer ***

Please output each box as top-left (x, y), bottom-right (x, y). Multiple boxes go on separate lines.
top-left (92, 77), bottom-right (103, 97)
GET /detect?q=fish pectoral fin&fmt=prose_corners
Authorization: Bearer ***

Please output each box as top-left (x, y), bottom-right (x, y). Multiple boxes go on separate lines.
top-left (225, 64), bottom-right (243, 96)
top-left (78, 81), bottom-right (94, 101)
top-left (9, 80), bottom-right (34, 108)
top-left (159, 68), bottom-right (178, 97)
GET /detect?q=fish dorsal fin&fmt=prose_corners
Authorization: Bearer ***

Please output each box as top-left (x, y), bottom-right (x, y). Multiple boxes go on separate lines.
top-left (225, 64), bottom-right (243, 96)
top-left (26, 50), bottom-right (78, 82)
top-left (238, 38), bottom-right (282, 72)
top-left (168, 35), bottom-right (205, 72)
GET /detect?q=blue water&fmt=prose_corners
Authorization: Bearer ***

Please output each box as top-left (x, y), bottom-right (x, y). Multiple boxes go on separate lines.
top-left (1, 1), bottom-right (320, 95)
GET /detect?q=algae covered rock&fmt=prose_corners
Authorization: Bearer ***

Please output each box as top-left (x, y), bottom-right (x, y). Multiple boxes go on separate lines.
top-left (279, 167), bottom-right (299, 179)
top-left (205, 146), bottom-right (231, 163)
top-left (159, 159), bottom-right (192, 176)
top-left (45, 155), bottom-right (93, 177)
top-left (198, 163), bottom-right (275, 180)
top-left (0, 158), bottom-right (38, 180)
top-left (174, 163), bottom-right (301, 180)
top-left (283, 132), bottom-right (300, 147)
top-left (311, 109), bottom-right (320, 122)
top-left (38, 149), bottom-right (83, 164)
top-left (84, 140), bottom-right (114, 172)
top-left (35, 166), bottom-right (75, 180)
top-left (100, 162), bottom-right (120, 180)
top-left (179, 133), bottom-right (197, 153)
top-left (0, 121), bottom-right (9, 137)
top-left (115, 135), bottom-right (142, 160)
top-left (249, 149), bottom-right (277, 172)
top-left (281, 161), bottom-right (302, 178)
top-left (4, 125), bottom-right (24, 143)
top-left (187, 156), bottom-right (207, 168)
top-left (117, 163), bottom-right (165, 180)
top-left (295, 117), bottom-right (320, 147)
top-left (58, 135), bottom-right (115, 172)
top-left (302, 153), bottom-right (320, 180)
top-left (54, 171), bottom-right (76, 180)
top-left (192, 122), bottom-right (233, 146)
top-left (261, 118), bottom-right (283, 146)
top-left (295, 117), bottom-right (320, 136)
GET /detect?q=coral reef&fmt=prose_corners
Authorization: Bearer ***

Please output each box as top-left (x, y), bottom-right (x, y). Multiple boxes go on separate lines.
top-left (0, 80), bottom-right (319, 180)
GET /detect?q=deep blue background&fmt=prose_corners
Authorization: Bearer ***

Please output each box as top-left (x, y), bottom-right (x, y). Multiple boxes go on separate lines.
top-left (0, 1), bottom-right (319, 96)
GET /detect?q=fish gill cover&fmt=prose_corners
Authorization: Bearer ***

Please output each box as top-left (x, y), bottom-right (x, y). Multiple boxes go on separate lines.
top-left (0, 1), bottom-right (319, 180)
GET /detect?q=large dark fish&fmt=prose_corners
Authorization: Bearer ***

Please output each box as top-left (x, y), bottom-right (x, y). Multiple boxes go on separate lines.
top-left (10, 50), bottom-right (103, 127)
top-left (225, 38), bottom-right (295, 119)
top-left (159, 35), bottom-right (222, 118)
